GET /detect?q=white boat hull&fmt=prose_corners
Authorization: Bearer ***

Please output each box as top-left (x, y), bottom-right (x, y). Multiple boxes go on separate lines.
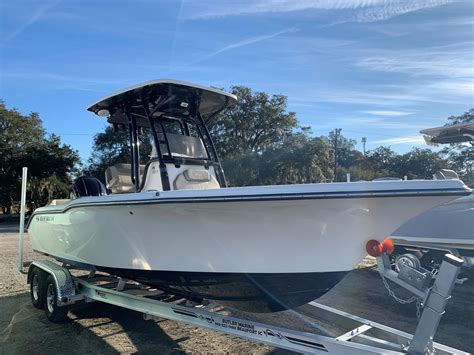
top-left (28, 180), bottom-right (470, 311)
top-left (29, 195), bottom-right (459, 273)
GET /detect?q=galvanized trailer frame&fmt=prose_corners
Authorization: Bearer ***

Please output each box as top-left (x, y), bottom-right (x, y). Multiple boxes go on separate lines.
top-left (25, 255), bottom-right (467, 355)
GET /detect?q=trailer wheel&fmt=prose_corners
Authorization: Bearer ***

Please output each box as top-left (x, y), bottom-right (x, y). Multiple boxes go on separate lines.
top-left (43, 275), bottom-right (68, 322)
top-left (30, 268), bottom-right (45, 309)
top-left (394, 253), bottom-right (421, 272)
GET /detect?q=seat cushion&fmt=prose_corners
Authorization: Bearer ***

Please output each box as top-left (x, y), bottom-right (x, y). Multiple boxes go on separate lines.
top-left (174, 169), bottom-right (220, 190)
top-left (105, 163), bottom-right (145, 193)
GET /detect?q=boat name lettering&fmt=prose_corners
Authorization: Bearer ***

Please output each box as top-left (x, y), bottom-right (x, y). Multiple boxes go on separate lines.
top-left (35, 216), bottom-right (55, 222)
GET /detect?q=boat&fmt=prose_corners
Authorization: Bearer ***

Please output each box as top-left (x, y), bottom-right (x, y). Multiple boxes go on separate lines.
top-left (390, 122), bottom-right (474, 272)
top-left (27, 80), bottom-right (472, 312)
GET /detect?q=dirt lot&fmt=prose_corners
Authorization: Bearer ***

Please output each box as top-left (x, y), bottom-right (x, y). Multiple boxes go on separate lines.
top-left (1, 225), bottom-right (473, 354)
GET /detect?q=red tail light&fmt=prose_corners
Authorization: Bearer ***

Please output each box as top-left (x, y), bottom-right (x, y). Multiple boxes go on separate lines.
top-left (381, 239), bottom-right (394, 254)
top-left (366, 240), bottom-right (383, 257)
top-left (366, 239), bottom-right (394, 257)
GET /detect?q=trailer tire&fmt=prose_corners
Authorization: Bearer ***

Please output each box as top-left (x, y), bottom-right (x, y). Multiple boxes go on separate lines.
top-left (394, 253), bottom-right (421, 272)
top-left (30, 268), bottom-right (45, 309)
top-left (43, 275), bottom-right (68, 322)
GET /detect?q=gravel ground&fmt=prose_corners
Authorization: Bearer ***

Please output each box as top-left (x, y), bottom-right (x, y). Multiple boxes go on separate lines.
top-left (1, 224), bottom-right (473, 354)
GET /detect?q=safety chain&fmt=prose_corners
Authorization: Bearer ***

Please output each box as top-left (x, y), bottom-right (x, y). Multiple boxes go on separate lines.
top-left (415, 298), bottom-right (422, 319)
top-left (381, 276), bottom-right (423, 319)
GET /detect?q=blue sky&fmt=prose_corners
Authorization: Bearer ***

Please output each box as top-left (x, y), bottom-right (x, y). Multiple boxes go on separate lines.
top-left (1, 0), bottom-right (473, 161)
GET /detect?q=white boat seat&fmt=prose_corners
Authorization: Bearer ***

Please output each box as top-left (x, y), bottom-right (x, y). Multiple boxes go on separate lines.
top-left (105, 163), bottom-right (146, 194)
top-left (173, 169), bottom-right (220, 190)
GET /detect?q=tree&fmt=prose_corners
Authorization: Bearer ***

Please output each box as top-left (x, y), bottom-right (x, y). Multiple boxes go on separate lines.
top-left (441, 109), bottom-right (473, 185)
top-left (84, 126), bottom-right (153, 182)
top-left (19, 135), bottom-right (81, 207)
top-left (327, 130), bottom-right (362, 181)
top-left (445, 108), bottom-right (473, 125)
top-left (208, 87), bottom-right (336, 186)
top-left (350, 146), bottom-right (448, 181)
top-left (362, 146), bottom-right (398, 178)
top-left (84, 126), bottom-right (131, 181)
top-left (259, 132), bottom-right (333, 185)
top-left (208, 86), bottom-right (298, 158)
top-left (394, 148), bottom-right (448, 179)
top-left (0, 101), bottom-right (80, 213)
top-left (221, 132), bottom-right (333, 187)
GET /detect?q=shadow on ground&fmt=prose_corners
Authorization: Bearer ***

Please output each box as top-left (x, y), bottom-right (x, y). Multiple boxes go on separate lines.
top-left (0, 223), bottom-right (19, 234)
top-left (0, 292), bottom-right (185, 354)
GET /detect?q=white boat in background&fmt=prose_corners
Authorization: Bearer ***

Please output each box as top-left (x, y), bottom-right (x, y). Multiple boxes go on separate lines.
top-left (390, 122), bottom-right (474, 272)
top-left (27, 80), bottom-right (472, 312)
top-left (421, 122), bottom-right (474, 145)
top-left (391, 194), bottom-right (474, 268)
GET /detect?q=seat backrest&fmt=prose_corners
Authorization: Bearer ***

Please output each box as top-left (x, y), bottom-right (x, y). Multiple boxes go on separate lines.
top-left (173, 169), bottom-right (220, 190)
top-left (105, 164), bottom-right (146, 194)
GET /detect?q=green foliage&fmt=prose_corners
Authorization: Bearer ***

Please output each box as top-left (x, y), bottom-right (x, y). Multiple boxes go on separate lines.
top-left (446, 147), bottom-right (473, 184)
top-left (441, 109), bottom-right (473, 185)
top-left (446, 108), bottom-right (473, 125)
top-left (208, 86), bottom-right (298, 157)
top-left (395, 148), bottom-right (449, 179)
top-left (84, 126), bottom-right (153, 181)
top-left (365, 146), bottom-right (399, 177)
top-left (326, 130), bottom-right (362, 181)
top-left (208, 87), bottom-right (328, 186)
top-left (0, 101), bottom-right (80, 213)
top-left (258, 133), bottom-right (333, 185)
top-left (221, 131), bottom-right (334, 186)
top-left (343, 147), bottom-right (449, 181)
top-left (83, 126), bottom-right (130, 181)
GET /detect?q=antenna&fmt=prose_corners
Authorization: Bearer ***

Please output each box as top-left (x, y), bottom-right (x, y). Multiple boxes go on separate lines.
top-left (361, 137), bottom-right (367, 154)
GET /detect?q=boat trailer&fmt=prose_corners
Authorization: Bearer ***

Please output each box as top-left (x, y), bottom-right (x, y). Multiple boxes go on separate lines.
top-left (21, 252), bottom-right (466, 354)
top-left (18, 168), bottom-right (468, 354)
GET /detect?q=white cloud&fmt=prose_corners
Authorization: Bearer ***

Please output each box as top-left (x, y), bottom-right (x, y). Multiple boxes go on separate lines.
top-left (348, 0), bottom-right (454, 23)
top-left (369, 122), bottom-right (428, 130)
top-left (373, 135), bottom-right (426, 145)
top-left (182, 0), bottom-right (454, 22)
top-left (287, 79), bottom-right (471, 108)
top-left (189, 27), bottom-right (298, 65)
top-left (307, 117), bottom-right (428, 132)
top-left (2, 0), bottom-right (60, 44)
top-left (427, 80), bottom-right (474, 97)
top-left (355, 45), bottom-right (474, 78)
top-left (2, 71), bottom-right (136, 92)
top-left (361, 110), bottom-right (414, 116)
top-left (296, 87), bottom-right (434, 106)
